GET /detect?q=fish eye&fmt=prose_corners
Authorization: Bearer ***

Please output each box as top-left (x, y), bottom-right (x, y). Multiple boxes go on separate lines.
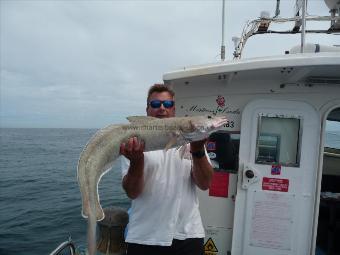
top-left (207, 116), bottom-right (212, 119)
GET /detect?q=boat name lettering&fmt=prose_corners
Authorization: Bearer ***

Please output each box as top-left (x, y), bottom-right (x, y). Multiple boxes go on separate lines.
top-left (187, 105), bottom-right (241, 116)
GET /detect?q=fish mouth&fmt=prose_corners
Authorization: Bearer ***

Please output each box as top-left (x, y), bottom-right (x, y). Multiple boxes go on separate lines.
top-left (182, 116), bottom-right (229, 142)
top-left (212, 116), bottom-right (228, 129)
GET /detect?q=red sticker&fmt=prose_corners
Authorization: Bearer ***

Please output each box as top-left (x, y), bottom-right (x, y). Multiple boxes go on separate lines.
top-left (209, 172), bottom-right (229, 197)
top-left (207, 141), bottom-right (216, 151)
top-left (271, 164), bottom-right (281, 175)
top-left (262, 177), bottom-right (289, 192)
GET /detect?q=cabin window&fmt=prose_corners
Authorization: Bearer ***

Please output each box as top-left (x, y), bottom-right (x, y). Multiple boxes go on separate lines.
top-left (255, 116), bottom-right (301, 167)
top-left (325, 120), bottom-right (340, 149)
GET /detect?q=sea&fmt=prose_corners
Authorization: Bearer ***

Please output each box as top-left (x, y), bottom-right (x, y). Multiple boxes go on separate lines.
top-left (0, 128), bottom-right (130, 255)
top-left (0, 128), bottom-right (339, 255)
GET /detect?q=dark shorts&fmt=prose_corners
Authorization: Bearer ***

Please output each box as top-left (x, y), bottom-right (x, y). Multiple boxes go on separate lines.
top-left (126, 238), bottom-right (204, 255)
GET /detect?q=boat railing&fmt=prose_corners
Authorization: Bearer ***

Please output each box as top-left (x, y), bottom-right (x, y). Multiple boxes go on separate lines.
top-left (49, 237), bottom-right (76, 255)
top-left (233, 7), bottom-right (340, 59)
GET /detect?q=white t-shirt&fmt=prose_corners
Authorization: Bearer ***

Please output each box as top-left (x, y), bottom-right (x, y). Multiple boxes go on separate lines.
top-left (121, 146), bottom-right (205, 246)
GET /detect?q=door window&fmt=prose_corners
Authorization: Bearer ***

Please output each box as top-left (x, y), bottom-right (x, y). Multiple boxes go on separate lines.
top-left (255, 116), bottom-right (301, 167)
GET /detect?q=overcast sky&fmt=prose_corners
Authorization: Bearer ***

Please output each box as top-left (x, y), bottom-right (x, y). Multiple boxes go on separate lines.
top-left (1, 0), bottom-right (339, 128)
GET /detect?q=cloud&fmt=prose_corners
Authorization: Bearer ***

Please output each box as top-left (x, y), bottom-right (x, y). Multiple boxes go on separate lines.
top-left (0, 0), bottom-right (338, 128)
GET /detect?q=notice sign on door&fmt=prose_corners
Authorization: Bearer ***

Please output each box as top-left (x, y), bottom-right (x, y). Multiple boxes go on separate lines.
top-left (249, 191), bottom-right (294, 250)
top-left (262, 177), bottom-right (289, 192)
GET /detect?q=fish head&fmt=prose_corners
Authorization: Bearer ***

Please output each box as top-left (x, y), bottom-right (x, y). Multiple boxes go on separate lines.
top-left (181, 115), bottom-right (228, 142)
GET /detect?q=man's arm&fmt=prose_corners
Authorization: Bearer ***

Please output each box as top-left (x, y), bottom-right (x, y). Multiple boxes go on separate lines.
top-left (120, 137), bottom-right (145, 199)
top-left (190, 140), bottom-right (213, 190)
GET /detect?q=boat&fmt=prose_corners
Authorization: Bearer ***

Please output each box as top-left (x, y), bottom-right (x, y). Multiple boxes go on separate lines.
top-left (162, 1), bottom-right (340, 254)
top-left (51, 0), bottom-right (340, 254)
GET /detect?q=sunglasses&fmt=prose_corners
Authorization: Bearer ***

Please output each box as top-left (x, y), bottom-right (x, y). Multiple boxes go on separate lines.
top-left (149, 100), bottom-right (175, 109)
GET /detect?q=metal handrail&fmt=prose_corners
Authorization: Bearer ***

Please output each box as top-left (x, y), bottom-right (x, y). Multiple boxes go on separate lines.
top-left (233, 15), bottom-right (340, 59)
top-left (49, 237), bottom-right (76, 255)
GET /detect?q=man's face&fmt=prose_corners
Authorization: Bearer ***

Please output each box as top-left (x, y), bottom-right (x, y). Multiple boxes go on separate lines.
top-left (146, 91), bottom-right (175, 118)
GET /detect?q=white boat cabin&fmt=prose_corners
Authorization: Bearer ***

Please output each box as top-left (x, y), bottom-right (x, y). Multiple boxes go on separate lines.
top-left (163, 1), bottom-right (340, 253)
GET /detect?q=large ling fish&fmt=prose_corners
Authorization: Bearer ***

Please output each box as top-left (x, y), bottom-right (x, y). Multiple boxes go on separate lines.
top-left (77, 115), bottom-right (228, 221)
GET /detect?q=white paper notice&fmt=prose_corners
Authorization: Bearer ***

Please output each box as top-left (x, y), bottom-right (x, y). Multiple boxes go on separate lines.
top-left (249, 191), bottom-right (294, 250)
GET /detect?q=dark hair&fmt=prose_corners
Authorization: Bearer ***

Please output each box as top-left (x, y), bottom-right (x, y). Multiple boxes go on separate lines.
top-left (147, 84), bottom-right (175, 103)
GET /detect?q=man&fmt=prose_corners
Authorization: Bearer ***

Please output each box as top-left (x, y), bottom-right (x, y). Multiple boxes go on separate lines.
top-left (120, 84), bottom-right (213, 255)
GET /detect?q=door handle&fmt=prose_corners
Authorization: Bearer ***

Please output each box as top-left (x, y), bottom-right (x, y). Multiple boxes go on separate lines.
top-left (242, 165), bottom-right (260, 189)
top-left (245, 170), bottom-right (255, 178)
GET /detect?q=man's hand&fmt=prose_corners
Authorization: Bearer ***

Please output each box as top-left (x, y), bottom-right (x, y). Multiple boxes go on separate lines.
top-left (120, 137), bottom-right (145, 162)
top-left (120, 137), bottom-right (145, 199)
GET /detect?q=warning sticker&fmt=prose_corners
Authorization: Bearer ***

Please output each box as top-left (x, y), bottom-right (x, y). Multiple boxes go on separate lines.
top-left (262, 177), bottom-right (289, 192)
top-left (204, 238), bottom-right (218, 255)
top-left (209, 172), bottom-right (229, 198)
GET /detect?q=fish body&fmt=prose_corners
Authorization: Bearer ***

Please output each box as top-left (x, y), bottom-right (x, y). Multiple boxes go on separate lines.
top-left (77, 115), bottom-right (228, 221)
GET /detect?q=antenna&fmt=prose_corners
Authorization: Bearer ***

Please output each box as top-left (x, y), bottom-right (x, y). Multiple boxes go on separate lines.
top-left (300, 0), bottom-right (307, 53)
top-left (221, 0), bottom-right (226, 61)
top-left (274, 0), bottom-right (281, 17)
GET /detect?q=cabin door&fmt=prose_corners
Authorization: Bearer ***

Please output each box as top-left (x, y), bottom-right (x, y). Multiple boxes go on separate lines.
top-left (231, 99), bottom-right (320, 255)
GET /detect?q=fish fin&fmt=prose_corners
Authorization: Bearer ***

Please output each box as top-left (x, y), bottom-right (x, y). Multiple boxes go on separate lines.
top-left (164, 131), bottom-right (182, 151)
top-left (178, 145), bottom-right (186, 159)
top-left (164, 136), bottom-right (177, 151)
top-left (178, 144), bottom-right (192, 160)
top-left (127, 116), bottom-right (157, 123)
